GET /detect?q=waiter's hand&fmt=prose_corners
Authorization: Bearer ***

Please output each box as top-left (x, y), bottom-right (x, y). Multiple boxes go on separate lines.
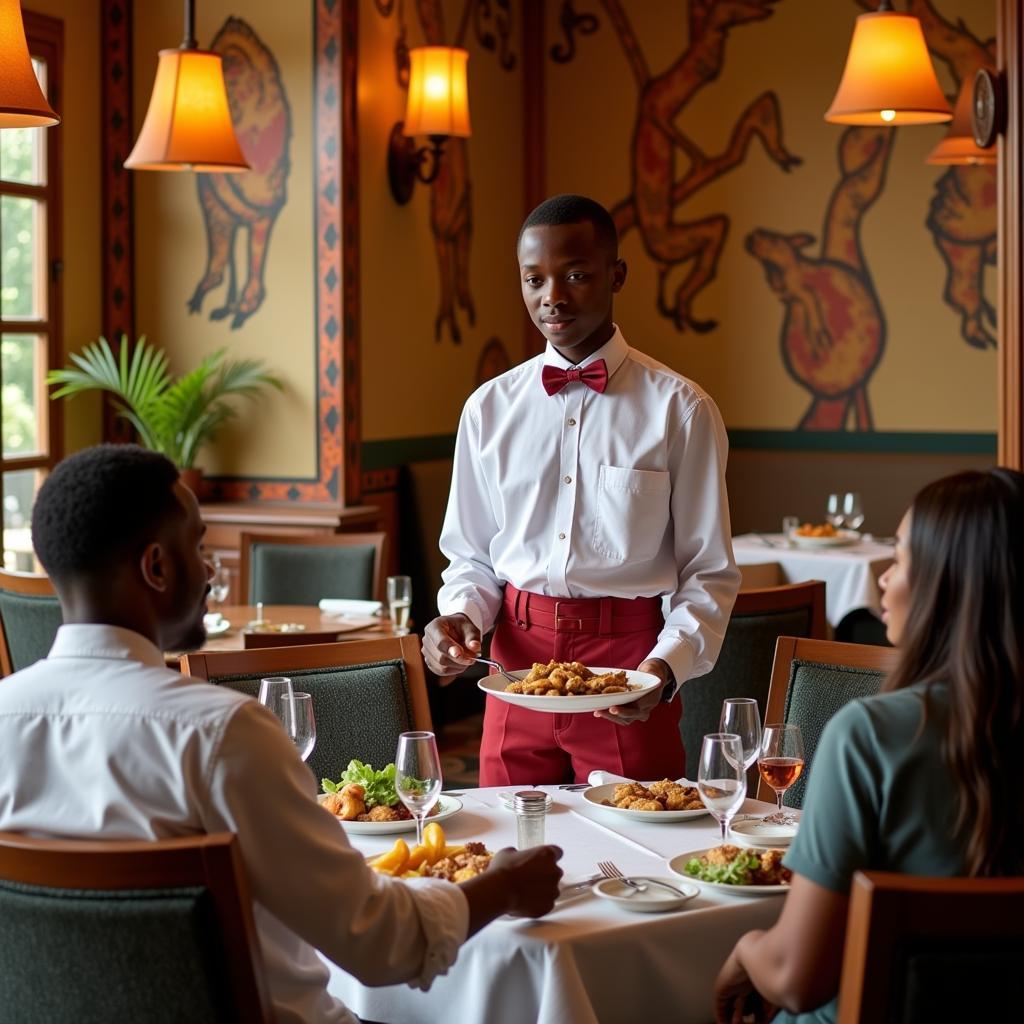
top-left (593, 658), bottom-right (673, 725)
top-left (423, 613), bottom-right (481, 685)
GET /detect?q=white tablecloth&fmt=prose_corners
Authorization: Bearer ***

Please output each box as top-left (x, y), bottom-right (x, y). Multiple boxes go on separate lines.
top-left (326, 786), bottom-right (784, 1024)
top-left (732, 533), bottom-right (895, 627)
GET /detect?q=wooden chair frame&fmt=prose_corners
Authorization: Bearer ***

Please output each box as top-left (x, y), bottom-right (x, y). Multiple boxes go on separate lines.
top-left (238, 530), bottom-right (387, 606)
top-left (0, 568), bottom-right (57, 676)
top-left (0, 830), bottom-right (272, 1022)
top-left (758, 637), bottom-right (899, 802)
top-left (732, 579), bottom-right (828, 638)
top-left (837, 870), bottom-right (1024, 1023)
top-left (182, 634), bottom-right (433, 733)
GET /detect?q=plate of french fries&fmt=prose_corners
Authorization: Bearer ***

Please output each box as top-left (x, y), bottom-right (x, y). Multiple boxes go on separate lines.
top-left (366, 823), bottom-right (494, 882)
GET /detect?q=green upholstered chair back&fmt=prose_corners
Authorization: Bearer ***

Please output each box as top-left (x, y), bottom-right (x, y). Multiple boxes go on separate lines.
top-left (0, 589), bottom-right (62, 673)
top-left (778, 659), bottom-right (886, 808)
top-left (209, 658), bottom-right (417, 784)
top-left (0, 881), bottom-right (240, 1023)
top-left (248, 542), bottom-right (378, 605)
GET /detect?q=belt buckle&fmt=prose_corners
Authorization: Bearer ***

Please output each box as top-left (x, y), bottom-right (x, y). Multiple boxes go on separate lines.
top-left (554, 602), bottom-right (582, 633)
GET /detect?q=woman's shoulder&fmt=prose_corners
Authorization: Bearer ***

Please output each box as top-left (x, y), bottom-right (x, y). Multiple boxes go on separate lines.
top-left (826, 681), bottom-right (946, 752)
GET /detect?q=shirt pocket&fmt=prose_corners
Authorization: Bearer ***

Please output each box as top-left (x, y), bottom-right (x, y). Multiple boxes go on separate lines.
top-left (592, 465), bottom-right (671, 563)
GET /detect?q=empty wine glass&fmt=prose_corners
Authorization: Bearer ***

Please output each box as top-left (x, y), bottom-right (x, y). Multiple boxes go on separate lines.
top-left (258, 676), bottom-right (294, 724)
top-left (719, 698), bottom-right (762, 772)
top-left (843, 492), bottom-right (865, 532)
top-left (758, 723), bottom-right (805, 824)
top-left (208, 554), bottom-right (230, 608)
top-left (825, 493), bottom-right (845, 529)
top-left (283, 692), bottom-right (316, 762)
top-left (697, 733), bottom-right (747, 844)
top-left (395, 731), bottom-right (442, 846)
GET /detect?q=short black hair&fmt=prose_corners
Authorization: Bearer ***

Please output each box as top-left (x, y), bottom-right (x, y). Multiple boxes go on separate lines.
top-left (32, 444), bottom-right (182, 582)
top-left (517, 194), bottom-right (618, 256)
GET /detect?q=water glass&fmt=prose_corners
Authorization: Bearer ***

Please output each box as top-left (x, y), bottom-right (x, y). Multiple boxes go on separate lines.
top-left (284, 692), bottom-right (316, 762)
top-left (387, 575), bottom-right (412, 636)
top-left (395, 730), bottom-right (442, 846)
top-left (843, 492), bottom-right (865, 531)
top-left (258, 676), bottom-right (294, 722)
top-left (825, 493), bottom-right (845, 529)
top-left (758, 723), bottom-right (805, 824)
top-left (208, 554), bottom-right (230, 607)
top-left (697, 733), bottom-right (747, 844)
top-left (719, 698), bottom-right (762, 771)
top-left (782, 515), bottom-right (799, 546)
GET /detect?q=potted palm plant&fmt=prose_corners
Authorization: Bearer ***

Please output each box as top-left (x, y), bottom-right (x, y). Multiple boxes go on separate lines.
top-left (47, 336), bottom-right (283, 491)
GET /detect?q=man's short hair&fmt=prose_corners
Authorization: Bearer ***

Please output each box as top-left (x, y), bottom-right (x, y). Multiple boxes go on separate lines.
top-left (32, 445), bottom-right (182, 582)
top-left (517, 194), bottom-right (618, 256)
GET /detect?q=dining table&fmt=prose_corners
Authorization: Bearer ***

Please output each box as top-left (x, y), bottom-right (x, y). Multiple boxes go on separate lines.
top-left (326, 785), bottom-right (789, 1024)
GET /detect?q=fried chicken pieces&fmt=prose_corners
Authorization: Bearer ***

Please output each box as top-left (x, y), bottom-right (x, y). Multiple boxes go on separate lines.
top-left (320, 783), bottom-right (423, 822)
top-left (425, 842), bottom-right (493, 882)
top-left (704, 845), bottom-right (791, 885)
top-left (602, 779), bottom-right (703, 812)
top-left (503, 660), bottom-right (635, 697)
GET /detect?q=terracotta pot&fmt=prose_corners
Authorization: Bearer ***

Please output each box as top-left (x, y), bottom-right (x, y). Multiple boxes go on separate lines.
top-left (178, 467), bottom-right (204, 496)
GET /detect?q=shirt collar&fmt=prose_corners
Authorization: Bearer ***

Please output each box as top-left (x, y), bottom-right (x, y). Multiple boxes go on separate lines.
top-left (542, 325), bottom-right (629, 380)
top-left (48, 624), bottom-right (166, 669)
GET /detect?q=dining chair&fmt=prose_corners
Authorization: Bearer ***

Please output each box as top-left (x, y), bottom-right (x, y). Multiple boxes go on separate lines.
top-left (0, 830), bottom-right (272, 1023)
top-left (238, 531), bottom-right (387, 606)
top-left (0, 568), bottom-right (62, 676)
top-left (836, 870), bottom-right (1024, 1022)
top-left (182, 635), bottom-right (433, 786)
top-left (679, 581), bottom-right (827, 774)
top-left (757, 637), bottom-right (899, 807)
top-left (737, 561), bottom-right (784, 590)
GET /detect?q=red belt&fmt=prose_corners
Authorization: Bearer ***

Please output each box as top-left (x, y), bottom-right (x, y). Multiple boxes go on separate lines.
top-left (501, 584), bottom-right (663, 635)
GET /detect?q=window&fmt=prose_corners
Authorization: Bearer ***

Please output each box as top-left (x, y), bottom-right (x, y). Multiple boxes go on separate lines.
top-left (0, 14), bottom-right (63, 572)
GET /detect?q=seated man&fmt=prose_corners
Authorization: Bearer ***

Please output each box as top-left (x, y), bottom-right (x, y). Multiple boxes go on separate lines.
top-left (0, 445), bottom-right (562, 1023)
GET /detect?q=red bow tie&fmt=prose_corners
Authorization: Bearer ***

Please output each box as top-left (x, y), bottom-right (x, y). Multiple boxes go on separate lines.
top-left (541, 359), bottom-right (609, 396)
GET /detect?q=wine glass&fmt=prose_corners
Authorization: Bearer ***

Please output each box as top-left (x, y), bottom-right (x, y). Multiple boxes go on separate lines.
top-left (208, 554), bottom-right (230, 608)
top-left (825, 493), bottom-right (845, 529)
top-left (387, 575), bottom-right (412, 636)
top-left (395, 730), bottom-right (442, 846)
top-left (843, 492), bottom-right (865, 532)
top-left (258, 676), bottom-right (294, 724)
top-left (758, 723), bottom-right (805, 824)
top-left (283, 692), bottom-right (316, 762)
top-left (697, 733), bottom-right (747, 844)
top-left (719, 698), bottom-right (762, 774)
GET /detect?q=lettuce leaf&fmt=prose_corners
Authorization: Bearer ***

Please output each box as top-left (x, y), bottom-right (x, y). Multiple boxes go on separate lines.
top-left (683, 850), bottom-right (762, 885)
top-left (321, 759), bottom-right (398, 808)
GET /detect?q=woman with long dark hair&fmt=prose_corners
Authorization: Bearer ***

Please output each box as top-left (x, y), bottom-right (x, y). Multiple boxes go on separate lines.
top-left (714, 468), bottom-right (1024, 1023)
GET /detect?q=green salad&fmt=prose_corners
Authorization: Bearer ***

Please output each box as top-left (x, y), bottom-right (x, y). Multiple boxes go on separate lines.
top-left (322, 759), bottom-right (398, 808)
top-left (684, 849), bottom-right (764, 885)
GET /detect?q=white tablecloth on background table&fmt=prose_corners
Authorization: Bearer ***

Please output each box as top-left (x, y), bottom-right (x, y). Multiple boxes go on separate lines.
top-left (732, 533), bottom-right (896, 627)
top-left (326, 786), bottom-right (784, 1024)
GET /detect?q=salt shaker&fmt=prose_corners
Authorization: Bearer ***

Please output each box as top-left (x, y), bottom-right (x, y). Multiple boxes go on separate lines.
top-left (513, 790), bottom-right (548, 849)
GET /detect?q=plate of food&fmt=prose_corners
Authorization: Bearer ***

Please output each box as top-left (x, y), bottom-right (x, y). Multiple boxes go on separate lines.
top-left (365, 824), bottom-right (493, 882)
top-left (478, 661), bottom-right (660, 714)
top-left (790, 524), bottom-right (860, 548)
top-left (729, 818), bottom-right (798, 848)
top-left (668, 845), bottom-right (791, 896)
top-left (582, 779), bottom-right (709, 822)
top-left (592, 876), bottom-right (699, 913)
top-left (320, 759), bottom-right (462, 834)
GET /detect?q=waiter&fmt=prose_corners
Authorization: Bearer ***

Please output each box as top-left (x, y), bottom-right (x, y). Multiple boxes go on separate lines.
top-left (423, 194), bottom-right (740, 786)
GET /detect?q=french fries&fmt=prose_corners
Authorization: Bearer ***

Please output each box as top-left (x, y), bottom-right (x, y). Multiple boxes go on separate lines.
top-left (367, 823), bottom-right (464, 879)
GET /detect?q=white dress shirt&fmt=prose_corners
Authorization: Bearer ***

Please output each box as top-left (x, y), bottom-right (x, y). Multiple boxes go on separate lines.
top-left (438, 327), bottom-right (740, 693)
top-left (0, 625), bottom-right (469, 1023)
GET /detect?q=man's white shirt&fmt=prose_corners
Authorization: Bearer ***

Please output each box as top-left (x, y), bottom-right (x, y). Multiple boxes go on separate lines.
top-left (438, 327), bottom-right (740, 693)
top-left (0, 625), bottom-right (469, 1023)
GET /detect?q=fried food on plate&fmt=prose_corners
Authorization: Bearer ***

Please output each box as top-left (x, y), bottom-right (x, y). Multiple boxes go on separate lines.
top-left (601, 778), bottom-right (703, 812)
top-left (321, 783), bottom-right (365, 820)
top-left (684, 844), bottom-right (792, 886)
top-left (504, 660), bottom-right (637, 697)
top-left (794, 522), bottom-right (838, 537)
top-left (367, 825), bottom-right (493, 882)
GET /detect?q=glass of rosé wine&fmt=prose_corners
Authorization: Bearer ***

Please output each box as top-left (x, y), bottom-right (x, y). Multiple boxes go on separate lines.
top-left (757, 723), bottom-right (805, 824)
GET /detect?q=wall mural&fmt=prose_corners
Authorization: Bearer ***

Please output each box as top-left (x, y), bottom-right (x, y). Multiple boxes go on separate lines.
top-left (555, 0), bottom-right (801, 334)
top-left (375, 0), bottom-right (516, 345)
top-left (188, 17), bottom-right (293, 330)
top-left (748, 128), bottom-right (893, 431)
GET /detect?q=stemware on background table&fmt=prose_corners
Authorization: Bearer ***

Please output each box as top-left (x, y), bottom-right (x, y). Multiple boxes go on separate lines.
top-left (825, 493), bottom-right (845, 529)
top-left (208, 553), bottom-right (230, 608)
top-left (395, 730), bottom-right (442, 846)
top-left (843, 491), bottom-right (865, 531)
top-left (387, 575), bottom-right (412, 636)
top-left (697, 733), bottom-right (747, 843)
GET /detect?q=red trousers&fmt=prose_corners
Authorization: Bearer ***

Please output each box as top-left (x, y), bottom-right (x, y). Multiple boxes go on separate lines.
top-left (479, 586), bottom-right (686, 786)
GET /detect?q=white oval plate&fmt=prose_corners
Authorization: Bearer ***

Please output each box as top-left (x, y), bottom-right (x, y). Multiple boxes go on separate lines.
top-left (667, 848), bottom-right (791, 896)
top-left (790, 529), bottom-right (860, 549)
top-left (478, 668), bottom-right (660, 714)
top-left (203, 615), bottom-right (231, 637)
top-left (582, 782), bottom-right (709, 822)
top-left (593, 876), bottom-right (699, 913)
top-left (318, 795), bottom-right (463, 835)
top-left (729, 818), bottom-right (798, 848)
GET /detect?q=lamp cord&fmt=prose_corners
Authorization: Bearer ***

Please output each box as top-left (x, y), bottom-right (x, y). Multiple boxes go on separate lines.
top-left (181, 0), bottom-right (197, 50)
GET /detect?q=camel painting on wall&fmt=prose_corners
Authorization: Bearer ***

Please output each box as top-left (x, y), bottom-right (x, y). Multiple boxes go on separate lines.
top-left (188, 17), bottom-right (292, 330)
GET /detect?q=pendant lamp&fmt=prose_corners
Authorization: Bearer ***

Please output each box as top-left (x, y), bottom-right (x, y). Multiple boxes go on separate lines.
top-left (825, 0), bottom-right (952, 126)
top-left (926, 74), bottom-right (996, 165)
top-left (125, 0), bottom-right (248, 172)
top-left (0, 0), bottom-right (59, 128)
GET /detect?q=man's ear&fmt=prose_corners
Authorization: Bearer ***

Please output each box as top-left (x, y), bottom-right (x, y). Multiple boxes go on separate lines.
top-left (612, 258), bottom-right (627, 293)
top-left (139, 541), bottom-right (169, 594)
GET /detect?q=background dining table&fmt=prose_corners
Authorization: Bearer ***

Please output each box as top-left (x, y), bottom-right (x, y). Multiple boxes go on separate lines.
top-left (326, 786), bottom-right (789, 1024)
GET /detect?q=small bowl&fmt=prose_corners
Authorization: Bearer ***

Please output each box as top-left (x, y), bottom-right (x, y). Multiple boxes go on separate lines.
top-left (592, 876), bottom-right (699, 913)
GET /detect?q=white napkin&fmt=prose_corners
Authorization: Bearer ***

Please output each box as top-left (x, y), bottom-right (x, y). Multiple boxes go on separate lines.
top-left (318, 598), bottom-right (383, 616)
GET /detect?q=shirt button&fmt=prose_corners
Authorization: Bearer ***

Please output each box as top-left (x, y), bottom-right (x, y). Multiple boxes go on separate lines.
top-left (558, 532), bottom-right (566, 540)
top-left (564, 475), bottom-right (572, 484)
top-left (567, 418), bottom-right (576, 426)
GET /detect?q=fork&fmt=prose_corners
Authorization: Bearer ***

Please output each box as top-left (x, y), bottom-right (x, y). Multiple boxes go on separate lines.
top-left (475, 656), bottom-right (519, 686)
top-left (597, 861), bottom-right (689, 898)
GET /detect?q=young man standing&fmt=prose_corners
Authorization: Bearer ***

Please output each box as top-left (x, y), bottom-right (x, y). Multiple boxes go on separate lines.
top-left (424, 194), bottom-right (740, 786)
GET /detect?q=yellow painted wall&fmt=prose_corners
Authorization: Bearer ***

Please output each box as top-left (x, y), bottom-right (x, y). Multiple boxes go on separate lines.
top-left (543, 0), bottom-right (996, 436)
top-left (132, 0), bottom-right (315, 478)
top-left (26, 0), bottom-right (103, 454)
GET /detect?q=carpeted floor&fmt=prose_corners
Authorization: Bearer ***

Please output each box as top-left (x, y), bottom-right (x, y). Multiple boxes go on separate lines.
top-left (438, 712), bottom-right (482, 788)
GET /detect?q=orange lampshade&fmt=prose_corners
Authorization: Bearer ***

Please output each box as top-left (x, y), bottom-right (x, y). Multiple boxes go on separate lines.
top-left (926, 75), bottom-right (996, 165)
top-left (124, 48), bottom-right (249, 172)
top-left (825, 11), bottom-right (952, 126)
top-left (403, 46), bottom-right (471, 138)
top-left (0, 0), bottom-right (59, 128)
